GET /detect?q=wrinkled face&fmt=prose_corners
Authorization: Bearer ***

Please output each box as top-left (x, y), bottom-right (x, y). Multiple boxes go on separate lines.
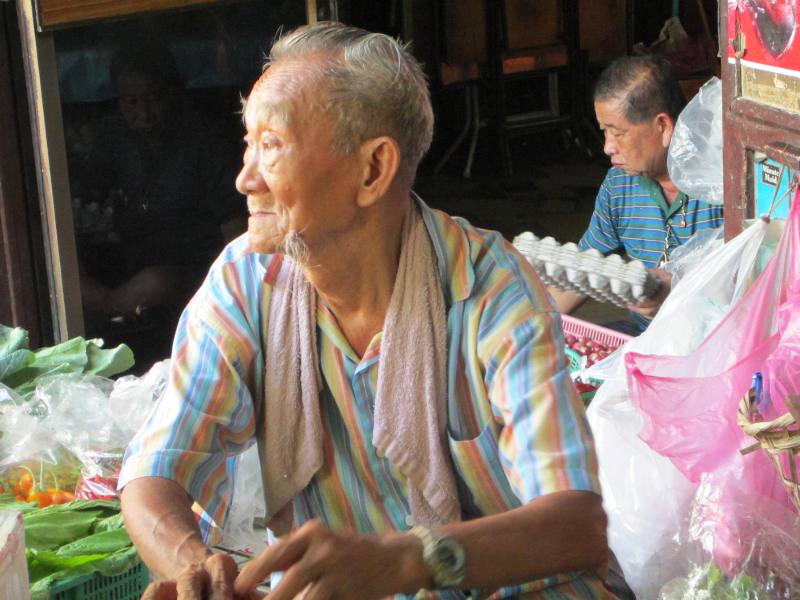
top-left (116, 73), bottom-right (168, 136)
top-left (594, 99), bottom-right (669, 179)
top-left (235, 63), bottom-right (363, 259)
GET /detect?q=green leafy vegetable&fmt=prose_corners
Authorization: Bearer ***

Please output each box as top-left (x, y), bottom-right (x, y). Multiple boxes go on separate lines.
top-left (24, 509), bottom-right (107, 551)
top-left (23, 498), bottom-right (120, 550)
top-left (56, 528), bottom-right (131, 557)
top-left (94, 512), bottom-right (125, 533)
top-left (0, 325), bottom-right (134, 395)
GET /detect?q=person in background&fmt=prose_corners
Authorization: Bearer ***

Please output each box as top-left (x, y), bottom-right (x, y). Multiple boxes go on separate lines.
top-left (120, 22), bottom-right (620, 600)
top-left (78, 42), bottom-right (245, 357)
top-left (550, 55), bottom-right (724, 334)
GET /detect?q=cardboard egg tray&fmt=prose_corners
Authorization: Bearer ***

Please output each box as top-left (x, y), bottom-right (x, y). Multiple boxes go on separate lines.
top-left (512, 232), bottom-right (660, 307)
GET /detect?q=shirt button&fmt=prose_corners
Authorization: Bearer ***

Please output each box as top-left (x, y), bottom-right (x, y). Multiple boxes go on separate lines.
top-left (376, 449), bottom-right (385, 458)
top-left (405, 515), bottom-right (415, 527)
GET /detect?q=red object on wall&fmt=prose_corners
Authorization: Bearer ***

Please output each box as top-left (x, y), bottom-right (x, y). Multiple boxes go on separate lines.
top-left (727, 0), bottom-right (800, 67)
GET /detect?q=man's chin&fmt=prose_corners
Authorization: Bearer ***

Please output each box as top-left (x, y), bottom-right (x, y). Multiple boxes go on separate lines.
top-left (247, 230), bottom-right (281, 255)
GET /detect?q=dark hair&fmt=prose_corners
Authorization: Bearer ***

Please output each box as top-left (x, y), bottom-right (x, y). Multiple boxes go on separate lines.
top-left (593, 55), bottom-right (685, 123)
top-left (109, 43), bottom-right (184, 93)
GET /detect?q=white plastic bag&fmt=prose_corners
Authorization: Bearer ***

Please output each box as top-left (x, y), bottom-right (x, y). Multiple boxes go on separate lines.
top-left (668, 77), bottom-right (723, 205)
top-left (588, 380), bottom-right (695, 598)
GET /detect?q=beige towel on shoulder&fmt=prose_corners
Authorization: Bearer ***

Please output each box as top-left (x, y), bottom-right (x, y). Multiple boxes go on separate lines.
top-left (257, 203), bottom-right (461, 536)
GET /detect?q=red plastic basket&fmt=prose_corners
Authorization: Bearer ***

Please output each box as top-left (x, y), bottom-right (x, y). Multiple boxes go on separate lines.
top-left (561, 315), bottom-right (632, 351)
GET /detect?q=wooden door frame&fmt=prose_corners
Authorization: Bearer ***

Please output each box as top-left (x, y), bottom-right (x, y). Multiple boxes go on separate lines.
top-left (15, 0), bottom-right (84, 342)
top-left (0, 3), bottom-right (48, 345)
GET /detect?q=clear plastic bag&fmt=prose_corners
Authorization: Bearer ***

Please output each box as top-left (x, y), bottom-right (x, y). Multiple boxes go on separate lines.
top-left (220, 444), bottom-right (267, 552)
top-left (661, 227), bottom-right (724, 286)
top-left (668, 76), bottom-right (723, 205)
top-left (1, 361), bottom-right (169, 501)
top-left (0, 382), bottom-right (57, 468)
top-left (108, 358), bottom-right (169, 441)
top-left (658, 475), bottom-right (800, 599)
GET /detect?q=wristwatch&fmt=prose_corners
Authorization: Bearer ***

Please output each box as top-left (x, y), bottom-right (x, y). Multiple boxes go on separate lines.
top-left (410, 525), bottom-right (466, 589)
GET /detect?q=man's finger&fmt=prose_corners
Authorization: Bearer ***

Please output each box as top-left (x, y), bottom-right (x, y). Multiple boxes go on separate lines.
top-left (140, 580), bottom-right (178, 600)
top-left (258, 557), bottom-right (325, 600)
top-left (176, 563), bottom-right (208, 599)
top-left (206, 553), bottom-right (239, 600)
top-left (234, 535), bottom-right (311, 595)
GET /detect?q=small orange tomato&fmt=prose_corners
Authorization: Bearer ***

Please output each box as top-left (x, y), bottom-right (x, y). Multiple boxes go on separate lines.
top-left (47, 489), bottom-right (70, 505)
top-left (27, 489), bottom-right (50, 508)
top-left (17, 473), bottom-right (34, 495)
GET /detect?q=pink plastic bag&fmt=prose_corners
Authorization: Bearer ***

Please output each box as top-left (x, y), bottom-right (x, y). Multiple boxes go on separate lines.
top-left (761, 284), bottom-right (800, 420)
top-left (625, 188), bottom-right (800, 483)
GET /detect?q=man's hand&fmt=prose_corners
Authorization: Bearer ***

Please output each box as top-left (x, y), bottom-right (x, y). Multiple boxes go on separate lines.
top-left (628, 267), bottom-right (673, 319)
top-left (234, 520), bottom-right (427, 600)
top-left (141, 553), bottom-right (255, 600)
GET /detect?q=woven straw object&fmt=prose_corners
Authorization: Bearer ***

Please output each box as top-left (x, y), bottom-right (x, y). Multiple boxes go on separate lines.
top-left (738, 390), bottom-right (800, 514)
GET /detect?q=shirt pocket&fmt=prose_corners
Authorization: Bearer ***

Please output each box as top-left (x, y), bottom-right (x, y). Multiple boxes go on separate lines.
top-left (447, 422), bottom-right (522, 517)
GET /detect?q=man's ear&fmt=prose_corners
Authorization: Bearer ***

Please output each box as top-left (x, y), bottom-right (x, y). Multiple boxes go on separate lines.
top-left (356, 136), bottom-right (401, 208)
top-left (655, 113), bottom-right (675, 148)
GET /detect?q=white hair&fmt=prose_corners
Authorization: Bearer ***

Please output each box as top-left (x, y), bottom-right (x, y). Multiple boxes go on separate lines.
top-left (263, 21), bottom-right (434, 183)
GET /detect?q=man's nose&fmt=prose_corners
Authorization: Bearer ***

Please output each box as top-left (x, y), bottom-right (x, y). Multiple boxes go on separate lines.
top-left (235, 152), bottom-right (267, 195)
top-left (603, 134), bottom-right (618, 157)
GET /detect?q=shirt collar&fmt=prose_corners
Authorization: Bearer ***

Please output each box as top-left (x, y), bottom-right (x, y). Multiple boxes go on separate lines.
top-left (637, 176), bottom-right (688, 218)
top-left (414, 192), bottom-right (476, 305)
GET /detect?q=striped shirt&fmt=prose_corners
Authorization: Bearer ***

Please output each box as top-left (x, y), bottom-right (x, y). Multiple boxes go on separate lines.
top-left (120, 199), bottom-right (611, 599)
top-left (579, 168), bottom-right (724, 330)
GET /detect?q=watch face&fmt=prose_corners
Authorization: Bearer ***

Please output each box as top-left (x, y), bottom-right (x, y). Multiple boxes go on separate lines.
top-left (434, 542), bottom-right (463, 570)
top-left (432, 538), bottom-right (466, 587)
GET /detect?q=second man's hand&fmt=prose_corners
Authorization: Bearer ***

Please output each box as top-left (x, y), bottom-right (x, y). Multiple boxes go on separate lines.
top-left (628, 267), bottom-right (673, 319)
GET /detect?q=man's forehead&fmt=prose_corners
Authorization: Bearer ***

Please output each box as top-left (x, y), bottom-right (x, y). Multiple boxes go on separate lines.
top-left (595, 100), bottom-right (629, 128)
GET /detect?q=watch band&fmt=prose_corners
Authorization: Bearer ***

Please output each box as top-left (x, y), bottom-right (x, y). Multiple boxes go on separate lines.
top-left (410, 525), bottom-right (466, 589)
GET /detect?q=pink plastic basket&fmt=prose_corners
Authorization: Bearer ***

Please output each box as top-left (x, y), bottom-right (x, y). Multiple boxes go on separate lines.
top-left (561, 315), bottom-right (632, 351)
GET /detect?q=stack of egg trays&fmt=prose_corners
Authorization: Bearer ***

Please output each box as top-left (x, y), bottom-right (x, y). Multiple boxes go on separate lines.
top-left (512, 231), bottom-right (660, 307)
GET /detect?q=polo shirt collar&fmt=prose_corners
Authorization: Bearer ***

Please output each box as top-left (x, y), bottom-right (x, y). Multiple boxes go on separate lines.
top-left (638, 176), bottom-right (688, 218)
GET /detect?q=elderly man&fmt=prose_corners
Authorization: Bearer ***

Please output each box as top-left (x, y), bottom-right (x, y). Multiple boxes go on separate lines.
top-left (551, 55), bottom-right (724, 333)
top-left (121, 22), bottom-right (615, 599)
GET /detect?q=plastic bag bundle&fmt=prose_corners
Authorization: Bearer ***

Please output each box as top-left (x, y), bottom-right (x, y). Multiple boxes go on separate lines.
top-left (586, 215), bottom-right (777, 598)
top-left (668, 77), bottom-right (723, 205)
top-left (620, 190), bottom-right (800, 589)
